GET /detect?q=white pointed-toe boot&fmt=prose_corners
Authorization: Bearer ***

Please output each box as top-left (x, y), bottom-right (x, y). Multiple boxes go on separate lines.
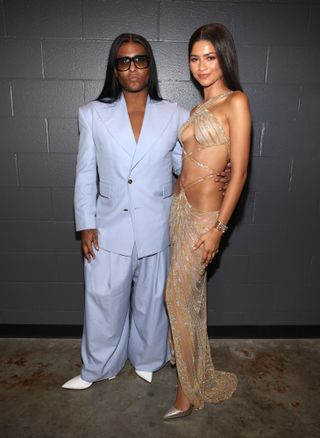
top-left (62, 374), bottom-right (116, 390)
top-left (135, 370), bottom-right (153, 383)
top-left (62, 375), bottom-right (93, 390)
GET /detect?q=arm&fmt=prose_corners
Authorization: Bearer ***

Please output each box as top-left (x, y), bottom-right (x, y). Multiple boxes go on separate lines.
top-left (74, 106), bottom-right (99, 260)
top-left (215, 92), bottom-right (251, 225)
top-left (194, 92), bottom-right (251, 264)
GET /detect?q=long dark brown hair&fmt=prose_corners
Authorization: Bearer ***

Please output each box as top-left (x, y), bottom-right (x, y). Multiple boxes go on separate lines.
top-left (97, 33), bottom-right (162, 103)
top-left (188, 23), bottom-right (243, 92)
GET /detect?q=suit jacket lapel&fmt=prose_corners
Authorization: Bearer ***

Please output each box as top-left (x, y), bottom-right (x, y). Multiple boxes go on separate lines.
top-left (93, 94), bottom-right (136, 157)
top-left (132, 98), bottom-right (175, 169)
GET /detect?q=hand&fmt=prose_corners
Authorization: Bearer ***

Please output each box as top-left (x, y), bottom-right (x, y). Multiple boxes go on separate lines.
top-left (215, 161), bottom-right (231, 196)
top-left (193, 229), bottom-right (221, 266)
top-left (81, 229), bottom-right (99, 262)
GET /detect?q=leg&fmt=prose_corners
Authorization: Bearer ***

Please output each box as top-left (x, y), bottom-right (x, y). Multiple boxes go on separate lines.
top-left (81, 248), bottom-right (133, 382)
top-left (165, 244), bottom-right (207, 409)
top-left (175, 377), bottom-right (192, 411)
top-left (128, 246), bottom-right (171, 373)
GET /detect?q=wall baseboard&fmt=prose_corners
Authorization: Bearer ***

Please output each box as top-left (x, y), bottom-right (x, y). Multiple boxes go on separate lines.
top-left (207, 325), bottom-right (320, 339)
top-left (0, 324), bottom-right (319, 339)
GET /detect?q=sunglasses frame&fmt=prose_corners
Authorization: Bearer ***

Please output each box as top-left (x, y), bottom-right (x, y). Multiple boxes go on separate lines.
top-left (115, 55), bottom-right (150, 71)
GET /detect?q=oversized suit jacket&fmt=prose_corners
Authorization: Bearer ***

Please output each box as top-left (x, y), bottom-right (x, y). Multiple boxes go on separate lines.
top-left (74, 94), bottom-right (189, 257)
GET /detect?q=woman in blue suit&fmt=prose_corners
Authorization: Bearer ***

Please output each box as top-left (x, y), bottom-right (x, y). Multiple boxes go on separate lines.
top-left (62, 33), bottom-right (189, 389)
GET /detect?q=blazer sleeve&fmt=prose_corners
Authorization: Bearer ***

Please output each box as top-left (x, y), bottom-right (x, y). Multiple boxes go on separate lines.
top-left (172, 105), bottom-right (190, 176)
top-left (74, 105), bottom-right (98, 231)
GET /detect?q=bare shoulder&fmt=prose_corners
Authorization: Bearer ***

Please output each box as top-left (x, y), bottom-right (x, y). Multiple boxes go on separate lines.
top-left (226, 91), bottom-right (251, 125)
top-left (229, 90), bottom-right (250, 110)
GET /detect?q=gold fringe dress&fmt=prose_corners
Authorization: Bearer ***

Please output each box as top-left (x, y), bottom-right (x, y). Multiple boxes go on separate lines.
top-left (165, 92), bottom-right (237, 410)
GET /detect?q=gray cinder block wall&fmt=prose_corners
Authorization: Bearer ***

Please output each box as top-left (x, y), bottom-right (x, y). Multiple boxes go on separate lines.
top-left (0, 0), bottom-right (319, 326)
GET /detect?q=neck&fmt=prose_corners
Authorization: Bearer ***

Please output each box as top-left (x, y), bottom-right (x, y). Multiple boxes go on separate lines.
top-left (203, 80), bottom-right (229, 101)
top-left (123, 89), bottom-right (148, 109)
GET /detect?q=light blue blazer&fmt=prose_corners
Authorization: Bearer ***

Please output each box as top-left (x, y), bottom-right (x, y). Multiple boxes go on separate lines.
top-left (74, 94), bottom-right (189, 258)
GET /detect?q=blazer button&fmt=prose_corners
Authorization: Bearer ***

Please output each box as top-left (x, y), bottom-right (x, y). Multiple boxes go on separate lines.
top-left (128, 179), bottom-right (133, 184)
top-left (123, 209), bottom-right (128, 211)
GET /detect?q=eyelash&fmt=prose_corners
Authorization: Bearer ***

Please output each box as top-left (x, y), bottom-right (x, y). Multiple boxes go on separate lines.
top-left (190, 56), bottom-right (216, 62)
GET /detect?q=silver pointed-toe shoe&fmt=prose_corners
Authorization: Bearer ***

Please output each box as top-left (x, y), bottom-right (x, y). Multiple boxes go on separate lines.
top-left (163, 405), bottom-right (193, 420)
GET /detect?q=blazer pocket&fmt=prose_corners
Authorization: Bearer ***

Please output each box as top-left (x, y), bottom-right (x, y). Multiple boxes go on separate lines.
top-left (99, 181), bottom-right (112, 198)
top-left (162, 181), bottom-right (173, 199)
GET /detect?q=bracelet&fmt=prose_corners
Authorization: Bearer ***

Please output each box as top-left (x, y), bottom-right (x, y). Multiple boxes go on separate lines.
top-left (214, 220), bottom-right (228, 234)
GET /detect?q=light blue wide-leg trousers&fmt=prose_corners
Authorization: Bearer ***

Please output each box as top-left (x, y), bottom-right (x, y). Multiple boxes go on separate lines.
top-left (81, 245), bottom-right (170, 382)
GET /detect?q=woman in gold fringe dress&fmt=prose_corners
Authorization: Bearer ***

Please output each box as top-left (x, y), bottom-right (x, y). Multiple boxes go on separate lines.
top-left (164, 23), bottom-right (251, 420)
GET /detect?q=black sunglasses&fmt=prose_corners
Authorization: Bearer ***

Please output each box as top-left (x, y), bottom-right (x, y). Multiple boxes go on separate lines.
top-left (115, 55), bottom-right (150, 71)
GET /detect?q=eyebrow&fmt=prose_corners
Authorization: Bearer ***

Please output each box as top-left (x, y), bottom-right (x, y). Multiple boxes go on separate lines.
top-left (190, 51), bottom-right (216, 57)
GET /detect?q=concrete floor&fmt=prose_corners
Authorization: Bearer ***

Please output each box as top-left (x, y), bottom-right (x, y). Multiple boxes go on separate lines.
top-left (0, 339), bottom-right (319, 438)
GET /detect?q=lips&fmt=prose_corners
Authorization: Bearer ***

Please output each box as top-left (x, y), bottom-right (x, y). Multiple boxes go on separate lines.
top-left (198, 74), bottom-right (209, 79)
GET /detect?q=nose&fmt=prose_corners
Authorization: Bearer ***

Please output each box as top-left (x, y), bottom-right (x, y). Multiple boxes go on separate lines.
top-left (198, 59), bottom-right (207, 71)
top-left (129, 60), bottom-right (137, 71)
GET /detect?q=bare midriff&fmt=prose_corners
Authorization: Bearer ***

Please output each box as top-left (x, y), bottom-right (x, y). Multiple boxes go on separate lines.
top-left (176, 92), bottom-right (233, 212)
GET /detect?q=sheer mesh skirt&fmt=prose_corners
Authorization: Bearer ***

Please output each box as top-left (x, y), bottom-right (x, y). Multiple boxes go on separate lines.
top-left (165, 190), bottom-right (237, 410)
